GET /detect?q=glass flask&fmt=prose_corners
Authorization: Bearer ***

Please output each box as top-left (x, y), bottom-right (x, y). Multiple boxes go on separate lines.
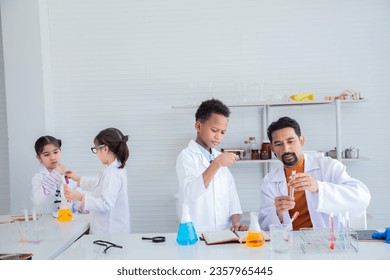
top-left (57, 176), bottom-right (72, 222)
top-left (246, 212), bottom-right (265, 247)
top-left (176, 203), bottom-right (198, 246)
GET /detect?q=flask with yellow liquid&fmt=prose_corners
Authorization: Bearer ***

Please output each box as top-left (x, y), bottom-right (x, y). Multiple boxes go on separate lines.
top-left (57, 175), bottom-right (72, 222)
top-left (246, 212), bottom-right (265, 248)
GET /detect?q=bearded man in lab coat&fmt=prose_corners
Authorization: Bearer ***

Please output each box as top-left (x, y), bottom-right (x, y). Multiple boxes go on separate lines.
top-left (259, 116), bottom-right (370, 231)
top-left (176, 99), bottom-right (246, 234)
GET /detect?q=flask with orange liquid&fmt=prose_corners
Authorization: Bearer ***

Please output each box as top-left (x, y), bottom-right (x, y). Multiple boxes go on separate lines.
top-left (246, 212), bottom-right (265, 248)
top-left (57, 175), bottom-right (72, 222)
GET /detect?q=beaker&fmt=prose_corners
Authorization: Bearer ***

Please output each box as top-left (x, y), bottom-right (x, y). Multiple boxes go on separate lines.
top-left (246, 212), bottom-right (265, 248)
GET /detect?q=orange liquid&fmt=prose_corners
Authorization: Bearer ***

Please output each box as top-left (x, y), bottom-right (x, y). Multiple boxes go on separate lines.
top-left (58, 208), bottom-right (72, 222)
top-left (246, 231), bottom-right (265, 247)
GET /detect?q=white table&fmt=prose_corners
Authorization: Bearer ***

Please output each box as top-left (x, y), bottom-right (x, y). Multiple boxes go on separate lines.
top-left (55, 231), bottom-right (390, 260)
top-left (0, 213), bottom-right (89, 260)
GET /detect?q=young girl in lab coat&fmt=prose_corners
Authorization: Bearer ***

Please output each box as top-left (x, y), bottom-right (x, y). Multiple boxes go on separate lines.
top-left (31, 136), bottom-right (82, 215)
top-left (64, 127), bottom-right (130, 234)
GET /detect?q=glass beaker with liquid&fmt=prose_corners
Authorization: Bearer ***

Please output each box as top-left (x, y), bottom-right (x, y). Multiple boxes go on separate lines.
top-left (246, 212), bottom-right (265, 248)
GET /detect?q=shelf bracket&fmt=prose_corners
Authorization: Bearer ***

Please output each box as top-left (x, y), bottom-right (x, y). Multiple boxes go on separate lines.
top-left (335, 99), bottom-right (342, 161)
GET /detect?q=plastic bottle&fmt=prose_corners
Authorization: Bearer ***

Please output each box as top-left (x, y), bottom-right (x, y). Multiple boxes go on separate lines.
top-left (249, 137), bottom-right (259, 160)
top-left (176, 203), bottom-right (198, 246)
top-left (246, 212), bottom-right (265, 247)
top-left (57, 175), bottom-right (72, 222)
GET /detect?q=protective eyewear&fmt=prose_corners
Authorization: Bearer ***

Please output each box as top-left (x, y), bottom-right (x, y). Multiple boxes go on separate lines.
top-left (93, 240), bottom-right (123, 254)
top-left (141, 236), bottom-right (166, 243)
top-left (91, 144), bottom-right (106, 154)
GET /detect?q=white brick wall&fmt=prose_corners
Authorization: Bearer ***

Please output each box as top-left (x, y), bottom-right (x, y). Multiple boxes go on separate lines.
top-left (1, 0), bottom-right (389, 231)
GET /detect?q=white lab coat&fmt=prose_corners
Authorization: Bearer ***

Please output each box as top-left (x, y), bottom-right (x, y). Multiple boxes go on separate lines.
top-left (259, 154), bottom-right (371, 231)
top-left (31, 166), bottom-right (81, 214)
top-left (80, 159), bottom-right (130, 234)
top-left (176, 140), bottom-right (243, 233)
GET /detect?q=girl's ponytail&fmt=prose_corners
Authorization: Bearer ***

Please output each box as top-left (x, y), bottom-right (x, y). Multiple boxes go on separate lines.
top-left (94, 128), bottom-right (129, 169)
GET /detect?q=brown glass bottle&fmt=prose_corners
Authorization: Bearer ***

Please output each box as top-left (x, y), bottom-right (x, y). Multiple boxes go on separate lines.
top-left (261, 141), bottom-right (272, 159)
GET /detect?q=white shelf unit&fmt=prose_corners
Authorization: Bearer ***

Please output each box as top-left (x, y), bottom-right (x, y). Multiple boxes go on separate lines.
top-left (172, 99), bottom-right (366, 163)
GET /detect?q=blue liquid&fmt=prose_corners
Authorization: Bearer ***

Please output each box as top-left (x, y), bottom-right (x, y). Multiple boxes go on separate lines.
top-left (176, 222), bottom-right (198, 246)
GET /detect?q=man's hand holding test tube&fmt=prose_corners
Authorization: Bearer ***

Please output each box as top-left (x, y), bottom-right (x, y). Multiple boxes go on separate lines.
top-left (274, 171), bottom-right (297, 223)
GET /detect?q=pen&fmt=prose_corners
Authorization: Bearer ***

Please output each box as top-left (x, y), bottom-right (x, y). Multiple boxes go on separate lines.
top-left (232, 230), bottom-right (243, 243)
top-left (329, 212), bottom-right (335, 250)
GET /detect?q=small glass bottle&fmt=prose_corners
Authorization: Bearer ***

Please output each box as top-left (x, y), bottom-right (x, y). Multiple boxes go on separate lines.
top-left (243, 140), bottom-right (251, 160)
top-left (249, 137), bottom-right (259, 160)
top-left (246, 212), bottom-right (265, 247)
top-left (176, 203), bottom-right (198, 246)
top-left (261, 140), bottom-right (272, 159)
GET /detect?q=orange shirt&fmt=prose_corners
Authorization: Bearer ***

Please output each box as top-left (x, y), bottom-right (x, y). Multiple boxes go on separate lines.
top-left (284, 158), bottom-right (313, 230)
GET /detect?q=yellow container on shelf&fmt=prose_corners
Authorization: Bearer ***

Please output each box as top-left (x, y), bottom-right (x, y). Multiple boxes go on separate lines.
top-left (288, 93), bottom-right (314, 102)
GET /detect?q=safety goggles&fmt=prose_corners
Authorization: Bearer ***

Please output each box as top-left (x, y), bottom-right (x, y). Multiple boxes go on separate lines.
top-left (93, 240), bottom-right (123, 254)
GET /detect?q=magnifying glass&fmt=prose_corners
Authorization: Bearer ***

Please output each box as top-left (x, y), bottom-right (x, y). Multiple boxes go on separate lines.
top-left (141, 236), bottom-right (166, 243)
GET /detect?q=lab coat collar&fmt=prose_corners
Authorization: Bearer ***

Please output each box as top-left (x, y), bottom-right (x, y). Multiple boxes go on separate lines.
top-left (107, 158), bottom-right (121, 169)
top-left (39, 165), bottom-right (57, 176)
top-left (188, 139), bottom-right (221, 167)
top-left (188, 139), bottom-right (220, 156)
top-left (270, 153), bottom-right (320, 183)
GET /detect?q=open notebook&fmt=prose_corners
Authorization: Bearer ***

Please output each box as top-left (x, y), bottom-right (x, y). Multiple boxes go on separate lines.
top-left (202, 230), bottom-right (270, 245)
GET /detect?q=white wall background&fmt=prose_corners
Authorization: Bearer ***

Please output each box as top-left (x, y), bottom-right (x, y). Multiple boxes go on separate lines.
top-left (1, 0), bottom-right (389, 232)
top-left (0, 11), bottom-right (9, 214)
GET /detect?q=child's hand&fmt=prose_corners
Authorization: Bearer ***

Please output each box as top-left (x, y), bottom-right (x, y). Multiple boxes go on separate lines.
top-left (64, 170), bottom-right (81, 186)
top-left (216, 152), bottom-right (238, 167)
top-left (231, 223), bottom-right (248, 232)
top-left (64, 185), bottom-right (83, 202)
top-left (55, 165), bottom-right (67, 174)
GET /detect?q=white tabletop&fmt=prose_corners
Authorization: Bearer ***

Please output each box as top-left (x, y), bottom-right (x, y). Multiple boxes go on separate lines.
top-left (55, 231), bottom-right (390, 260)
top-left (0, 213), bottom-right (90, 260)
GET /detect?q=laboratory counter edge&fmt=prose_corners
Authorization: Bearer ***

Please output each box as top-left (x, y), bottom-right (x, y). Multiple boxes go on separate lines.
top-left (55, 231), bottom-right (390, 260)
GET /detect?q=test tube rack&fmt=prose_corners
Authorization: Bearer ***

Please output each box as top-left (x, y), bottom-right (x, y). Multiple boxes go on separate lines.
top-left (300, 228), bottom-right (358, 254)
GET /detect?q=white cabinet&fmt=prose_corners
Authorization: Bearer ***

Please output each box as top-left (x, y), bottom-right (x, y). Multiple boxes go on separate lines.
top-left (173, 99), bottom-right (365, 163)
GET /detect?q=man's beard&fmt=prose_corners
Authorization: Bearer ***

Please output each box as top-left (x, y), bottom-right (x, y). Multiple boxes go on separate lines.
top-left (281, 152), bottom-right (298, 167)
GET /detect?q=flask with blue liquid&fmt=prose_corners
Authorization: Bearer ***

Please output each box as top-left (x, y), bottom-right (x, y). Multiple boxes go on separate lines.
top-left (176, 203), bottom-right (198, 246)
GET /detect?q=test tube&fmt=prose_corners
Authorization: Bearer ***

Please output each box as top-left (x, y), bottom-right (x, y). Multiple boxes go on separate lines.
top-left (329, 212), bottom-right (335, 250)
top-left (289, 170), bottom-right (296, 197)
top-left (338, 212), bottom-right (346, 249)
top-left (32, 210), bottom-right (37, 221)
top-left (23, 209), bottom-right (30, 242)
top-left (23, 209), bottom-right (29, 222)
top-left (344, 212), bottom-right (350, 249)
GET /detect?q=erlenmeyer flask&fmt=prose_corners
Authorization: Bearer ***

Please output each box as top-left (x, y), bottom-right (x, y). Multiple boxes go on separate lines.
top-left (176, 203), bottom-right (198, 246)
top-left (57, 176), bottom-right (72, 222)
top-left (246, 212), bottom-right (265, 247)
